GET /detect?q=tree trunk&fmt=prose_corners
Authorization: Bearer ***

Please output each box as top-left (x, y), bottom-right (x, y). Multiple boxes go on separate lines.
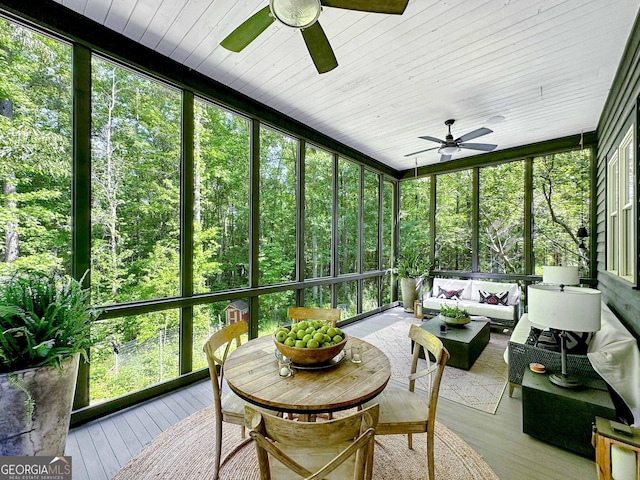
top-left (103, 68), bottom-right (119, 296)
top-left (1, 99), bottom-right (19, 264)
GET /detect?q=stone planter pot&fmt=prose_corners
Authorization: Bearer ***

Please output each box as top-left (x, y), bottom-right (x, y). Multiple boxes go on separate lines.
top-left (400, 277), bottom-right (418, 312)
top-left (439, 314), bottom-right (471, 326)
top-left (0, 353), bottom-right (79, 456)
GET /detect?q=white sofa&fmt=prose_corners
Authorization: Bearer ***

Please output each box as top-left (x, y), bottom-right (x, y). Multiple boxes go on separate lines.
top-left (506, 302), bottom-right (640, 426)
top-left (422, 277), bottom-right (521, 328)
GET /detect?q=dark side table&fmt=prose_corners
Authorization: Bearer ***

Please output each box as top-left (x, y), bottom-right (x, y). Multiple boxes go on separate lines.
top-left (522, 369), bottom-right (616, 458)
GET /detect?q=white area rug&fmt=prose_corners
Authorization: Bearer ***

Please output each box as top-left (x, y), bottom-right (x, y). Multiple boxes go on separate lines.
top-left (362, 318), bottom-right (508, 414)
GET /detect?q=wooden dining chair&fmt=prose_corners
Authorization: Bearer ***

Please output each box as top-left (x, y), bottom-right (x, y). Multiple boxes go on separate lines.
top-left (361, 323), bottom-right (449, 480)
top-left (287, 306), bottom-right (341, 327)
top-left (245, 403), bottom-right (379, 480)
top-left (203, 320), bottom-right (254, 480)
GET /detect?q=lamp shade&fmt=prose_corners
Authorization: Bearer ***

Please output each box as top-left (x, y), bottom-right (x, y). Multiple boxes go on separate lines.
top-left (542, 266), bottom-right (579, 286)
top-left (528, 285), bottom-right (601, 332)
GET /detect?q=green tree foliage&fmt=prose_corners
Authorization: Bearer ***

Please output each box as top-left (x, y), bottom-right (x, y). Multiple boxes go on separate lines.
top-left (533, 151), bottom-right (590, 276)
top-left (479, 162), bottom-right (525, 273)
top-left (0, 20), bottom-right (72, 275)
top-left (381, 181), bottom-right (394, 270)
top-left (363, 170), bottom-right (380, 271)
top-left (304, 146), bottom-right (332, 281)
top-left (259, 127), bottom-right (297, 286)
top-left (90, 58), bottom-right (181, 306)
top-left (338, 158), bottom-right (359, 274)
top-left (435, 170), bottom-right (472, 270)
top-left (399, 151), bottom-right (590, 276)
top-left (399, 177), bottom-right (430, 264)
top-left (194, 101), bottom-right (250, 292)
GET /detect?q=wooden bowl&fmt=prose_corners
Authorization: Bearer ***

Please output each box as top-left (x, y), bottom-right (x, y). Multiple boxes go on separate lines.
top-left (273, 327), bottom-right (347, 366)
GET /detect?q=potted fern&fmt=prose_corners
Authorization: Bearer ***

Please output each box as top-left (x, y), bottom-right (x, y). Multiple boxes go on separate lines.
top-left (395, 253), bottom-right (431, 313)
top-left (0, 269), bottom-right (99, 456)
top-left (439, 303), bottom-right (471, 326)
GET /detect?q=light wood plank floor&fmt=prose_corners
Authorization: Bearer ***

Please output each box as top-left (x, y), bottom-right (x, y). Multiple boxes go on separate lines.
top-left (66, 308), bottom-right (596, 479)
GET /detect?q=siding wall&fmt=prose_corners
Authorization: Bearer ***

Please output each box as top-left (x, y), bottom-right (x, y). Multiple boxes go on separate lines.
top-left (596, 10), bottom-right (640, 339)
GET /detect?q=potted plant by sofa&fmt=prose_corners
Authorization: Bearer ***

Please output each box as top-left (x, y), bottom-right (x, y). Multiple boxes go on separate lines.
top-left (439, 303), bottom-right (471, 326)
top-left (0, 269), bottom-right (99, 456)
top-left (395, 253), bottom-right (430, 313)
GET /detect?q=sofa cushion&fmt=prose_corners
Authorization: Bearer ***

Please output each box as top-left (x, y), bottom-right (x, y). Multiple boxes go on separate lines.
top-left (423, 297), bottom-right (515, 321)
top-left (479, 290), bottom-right (509, 306)
top-left (436, 286), bottom-right (465, 300)
top-left (471, 280), bottom-right (520, 305)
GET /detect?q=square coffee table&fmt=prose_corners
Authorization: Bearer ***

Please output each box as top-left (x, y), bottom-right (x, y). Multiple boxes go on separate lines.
top-left (415, 318), bottom-right (490, 370)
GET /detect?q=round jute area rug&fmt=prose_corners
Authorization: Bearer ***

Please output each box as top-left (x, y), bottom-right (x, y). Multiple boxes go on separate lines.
top-left (113, 406), bottom-right (499, 480)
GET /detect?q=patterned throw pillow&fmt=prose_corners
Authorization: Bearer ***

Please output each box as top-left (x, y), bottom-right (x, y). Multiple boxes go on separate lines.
top-left (535, 329), bottom-right (561, 352)
top-left (478, 290), bottom-right (509, 306)
top-left (557, 329), bottom-right (594, 354)
top-left (436, 286), bottom-right (464, 300)
top-left (526, 327), bottom-right (543, 346)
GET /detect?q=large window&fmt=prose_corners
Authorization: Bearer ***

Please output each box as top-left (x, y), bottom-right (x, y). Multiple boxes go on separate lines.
top-left (382, 180), bottom-right (394, 270)
top-left (194, 100), bottom-right (250, 292)
top-left (363, 170), bottom-right (380, 271)
top-left (192, 300), bottom-right (249, 371)
top-left (304, 145), bottom-right (333, 280)
top-left (608, 126), bottom-right (635, 281)
top-left (399, 177), bottom-right (430, 260)
top-left (479, 162), bottom-right (524, 273)
top-left (435, 170), bottom-right (472, 270)
top-left (338, 158), bottom-right (359, 275)
top-left (259, 291), bottom-right (296, 336)
top-left (91, 309), bottom-right (180, 404)
top-left (337, 280), bottom-right (358, 319)
top-left (533, 150), bottom-right (590, 276)
top-left (0, 19), bottom-right (72, 275)
top-left (91, 58), bottom-right (181, 305)
top-left (259, 127), bottom-right (298, 285)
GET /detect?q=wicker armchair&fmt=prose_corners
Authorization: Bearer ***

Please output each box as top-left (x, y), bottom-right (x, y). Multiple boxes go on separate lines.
top-left (507, 340), bottom-right (600, 396)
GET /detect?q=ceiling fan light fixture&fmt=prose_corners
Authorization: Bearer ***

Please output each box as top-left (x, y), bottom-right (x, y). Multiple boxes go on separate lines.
top-left (439, 145), bottom-right (461, 155)
top-left (269, 0), bottom-right (321, 28)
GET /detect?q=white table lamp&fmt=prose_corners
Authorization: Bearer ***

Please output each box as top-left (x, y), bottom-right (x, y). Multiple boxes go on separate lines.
top-left (542, 266), bottom-right (580, 287)
top-left (528, 284), bottom-right (601, 388)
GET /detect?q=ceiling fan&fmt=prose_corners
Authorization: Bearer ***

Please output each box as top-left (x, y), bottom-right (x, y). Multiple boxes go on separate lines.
top-left (405, 119), bottom-right (498, 162)
top-left (220, 0), bottom-right (409, 74)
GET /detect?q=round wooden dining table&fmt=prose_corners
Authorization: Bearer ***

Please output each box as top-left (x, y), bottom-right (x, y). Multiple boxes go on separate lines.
top-left (224, 335), bottom-right (391, 415)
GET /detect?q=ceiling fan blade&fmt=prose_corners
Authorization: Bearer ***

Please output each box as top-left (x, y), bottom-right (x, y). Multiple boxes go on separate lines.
top-left (418, 135), bottom-right (445, 144)
top-left (301, 22), bottom-right (338, 74)
top-left (220, 6), bottom-right (275, 52)
top-left (458, 142), bottom-right (498, 152)
top-left (439, 154), bottom-right (452, 162)
top-left (404, 146), bottom-right (439, 157)
top-left (455, 127), bottom-right (493, 143)
top-left (321, 0), bottom-right (409, 14)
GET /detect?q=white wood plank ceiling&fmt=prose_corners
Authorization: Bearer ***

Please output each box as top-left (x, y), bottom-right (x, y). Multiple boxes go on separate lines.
top-left (53, 0), bottom-right (639, 172)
